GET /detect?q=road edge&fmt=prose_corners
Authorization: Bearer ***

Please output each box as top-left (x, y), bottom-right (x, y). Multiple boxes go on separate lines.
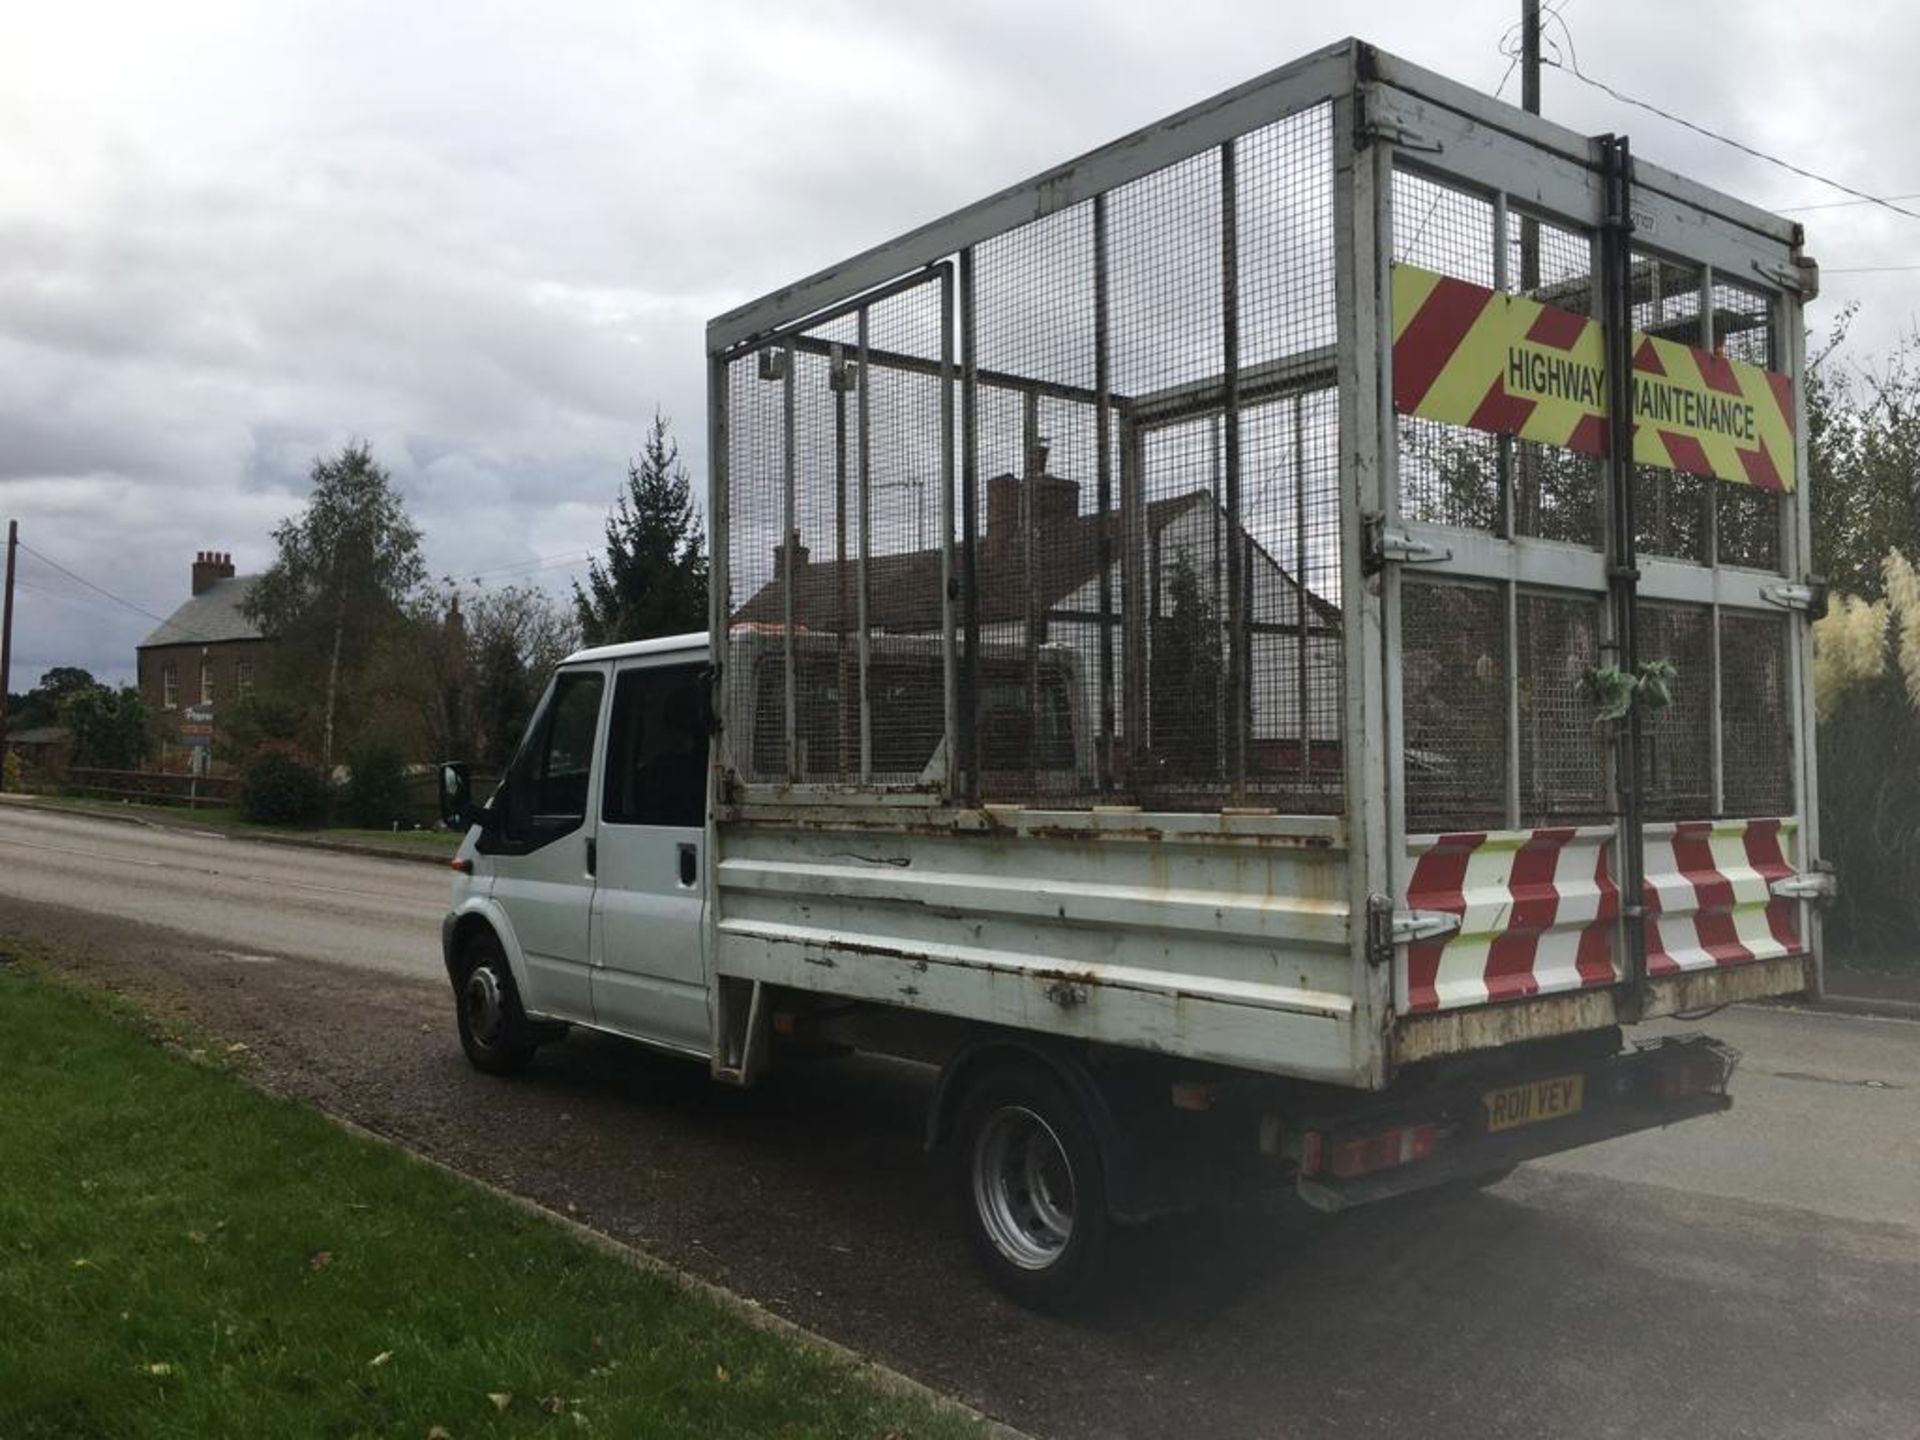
top-left (319, 1109), bottom-right (1036, 1440)
top-left (0, 793), bottom-right (454, 867)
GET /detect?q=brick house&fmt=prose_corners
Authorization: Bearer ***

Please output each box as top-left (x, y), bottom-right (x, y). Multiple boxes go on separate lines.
top-left (136, 551), bottom-right (273, 773)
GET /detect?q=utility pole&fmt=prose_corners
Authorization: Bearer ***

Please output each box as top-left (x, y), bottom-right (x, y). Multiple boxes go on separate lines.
top-left (1522, 0), bottom-right (1541, 118)
top-left (1, 520), bottom-right (17, 792)
top-left (1520, 0), bottom-right (1542, 291)
top-left (1514, 0), bottom-right (1543, 537)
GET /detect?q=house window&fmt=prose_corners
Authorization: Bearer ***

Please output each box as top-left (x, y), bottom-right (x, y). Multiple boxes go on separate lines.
top-left (236, 661), bottom-right (254, 698)
top-left (200, 663), bottom-right (214, 705)
top-left (162, 664), bottom-right (178, 710)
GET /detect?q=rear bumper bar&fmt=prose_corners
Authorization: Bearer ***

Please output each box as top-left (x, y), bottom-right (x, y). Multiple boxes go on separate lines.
top-left (1297, 1033), bottom-right (1738, 1211)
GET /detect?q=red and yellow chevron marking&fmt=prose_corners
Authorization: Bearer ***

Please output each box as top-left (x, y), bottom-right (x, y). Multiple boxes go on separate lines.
top-left (1392, 263), bottom-right (1796, 492)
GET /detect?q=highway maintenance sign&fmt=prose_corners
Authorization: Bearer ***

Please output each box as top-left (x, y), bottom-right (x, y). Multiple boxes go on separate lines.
top-left (1391, 263), bottom-right (1795, 492)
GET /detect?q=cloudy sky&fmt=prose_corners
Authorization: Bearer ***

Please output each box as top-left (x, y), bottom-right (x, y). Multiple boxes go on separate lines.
top-left (2, 0), bottom-right (1911, 689)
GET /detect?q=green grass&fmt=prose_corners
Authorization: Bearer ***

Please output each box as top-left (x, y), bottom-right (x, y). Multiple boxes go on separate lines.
top-left (0, 961), bottom-right (980, 1440)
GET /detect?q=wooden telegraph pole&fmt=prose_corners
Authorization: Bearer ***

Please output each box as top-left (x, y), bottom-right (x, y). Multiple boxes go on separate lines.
top-left (0, 520), bottom-right (17, 791)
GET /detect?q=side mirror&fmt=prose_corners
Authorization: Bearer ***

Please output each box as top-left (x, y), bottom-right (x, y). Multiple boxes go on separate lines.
top-left (439, 762), bottom-right (475, 829)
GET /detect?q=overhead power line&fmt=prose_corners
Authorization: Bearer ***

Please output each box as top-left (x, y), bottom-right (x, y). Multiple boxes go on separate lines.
top-left (1540, 46), bottom-right (1920, 225)
top-left (459, 549), bottom-right (596, 584)
top-left (1775, 191), bottom-right (1920, 215)
top-left (18, 542), bottom-right (172, 627)
top-left (17, 541), bottom-right (223, 646)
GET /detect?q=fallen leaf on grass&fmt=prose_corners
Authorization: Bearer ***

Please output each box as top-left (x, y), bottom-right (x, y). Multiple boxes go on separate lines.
top-left (306, 1249), bottom-right (333, 1271)
top-left (144, 1363), bottom-right (174, 1377)
top-left (714, 1364), bottom-right (729, 1384)
top-left (540, 1395), bottom-right (567, 1415)
top-left (486, 1393), bottom-right (512, 1412)
top-left (188, 1232), bottom-right (206, 1246)
top-left (426, 1428), bottom-right (452, 1439)
top-left (226, 1042), bottom-right (249, 1053)
top-left (369, 1351), bottom-right (394, 1368)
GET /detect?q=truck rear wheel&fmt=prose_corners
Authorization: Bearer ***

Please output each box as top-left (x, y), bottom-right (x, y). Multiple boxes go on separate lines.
top-left (952, 1060), bottom-right (1110, 1312)
top-left (454, 931), bottom-right (539, 1076)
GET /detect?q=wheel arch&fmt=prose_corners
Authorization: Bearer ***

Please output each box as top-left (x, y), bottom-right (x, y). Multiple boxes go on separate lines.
top-left (926, 1034), bottom-right (1140, 1219)
top-left (443, 900), bottom-right (535, 1004)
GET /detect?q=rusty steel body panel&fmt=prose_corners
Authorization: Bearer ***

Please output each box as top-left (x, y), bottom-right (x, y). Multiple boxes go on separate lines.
top-left (712, 805), bottom-right (1368, 1084)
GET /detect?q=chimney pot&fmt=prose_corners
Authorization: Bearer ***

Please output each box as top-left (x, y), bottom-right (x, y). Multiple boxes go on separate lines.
top-left (191, 548), bottom-right (237, 596)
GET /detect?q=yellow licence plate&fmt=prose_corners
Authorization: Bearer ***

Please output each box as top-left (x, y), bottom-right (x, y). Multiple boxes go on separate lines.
top-left (1484, 1074), bottom-right (1585, 1133)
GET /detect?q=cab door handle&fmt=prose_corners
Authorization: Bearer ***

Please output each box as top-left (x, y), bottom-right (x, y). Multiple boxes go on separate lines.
top-left (678, 843), bottom-right (697, 887)
top-left (585, 837), bottom-right (597, 878)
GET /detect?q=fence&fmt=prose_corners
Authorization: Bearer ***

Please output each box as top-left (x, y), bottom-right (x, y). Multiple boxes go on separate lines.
top-left (63, 767), bottom-right (238, 811)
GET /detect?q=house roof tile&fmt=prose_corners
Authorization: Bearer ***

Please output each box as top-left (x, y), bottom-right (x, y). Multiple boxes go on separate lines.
top-left (137, 575), bottom-right (268, 648)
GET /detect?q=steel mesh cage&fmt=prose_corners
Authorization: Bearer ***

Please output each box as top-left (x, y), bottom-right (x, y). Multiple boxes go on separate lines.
top-left (1517, 590), bottom-right (1608, 824)
top-left (1636, 600), bottom-right (1714, 820)
top-left (1720, 610), bottom-right (1794, 816)
top-left (711, 41), bottom-right (1809, 870)
top-left (1402, 577), bottom-right (1507, 833)
top-left (718, 99), bottom-right (1342, 813)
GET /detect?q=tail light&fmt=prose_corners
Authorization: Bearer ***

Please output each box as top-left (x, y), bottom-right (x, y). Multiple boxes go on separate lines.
top-left (1304, 1122), bottom-right (1440, 1179)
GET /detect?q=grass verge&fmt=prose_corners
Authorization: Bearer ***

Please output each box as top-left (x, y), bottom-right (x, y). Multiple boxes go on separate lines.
top-left (16, 795), bottom-right (463, 857)
top-left (0, 959), bottom-right (980, 1440)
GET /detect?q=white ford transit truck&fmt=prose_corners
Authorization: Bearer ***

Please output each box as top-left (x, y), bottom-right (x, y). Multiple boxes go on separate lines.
top-left (440, 39), bottom-right (1828, 1309)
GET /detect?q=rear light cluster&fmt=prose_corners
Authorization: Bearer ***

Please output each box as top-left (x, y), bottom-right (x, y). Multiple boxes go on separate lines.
top-left (1303, 1122), bottom-right (1440, 1179)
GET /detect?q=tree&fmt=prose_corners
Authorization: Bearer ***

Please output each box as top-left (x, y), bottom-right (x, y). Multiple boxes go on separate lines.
top-left (1807, 315), bottom-right (1920, 600)
top-left (61, 684), bottom-right (155, 770)
top-left (17, 666), bottom-right (97, 729)
top-left (368, 582), bottom-right (578, 772)
top-left (465, 584), bottom-right (578, 770)
top-left (574, 412), bottom-right (708, 645)
top-left (245, 443), bottom-right (426, 770)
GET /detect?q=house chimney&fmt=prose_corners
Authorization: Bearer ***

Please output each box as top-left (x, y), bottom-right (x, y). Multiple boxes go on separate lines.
top-left (191, 550), bottom-right (235, 596)
top-left (985, 471), bottom-right (1081, 561)
top-left (771, 530), bottom-right (809, 577)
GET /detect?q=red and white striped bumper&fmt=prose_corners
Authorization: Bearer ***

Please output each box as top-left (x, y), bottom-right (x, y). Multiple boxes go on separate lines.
top-left (1401, 819), bottom-right (1805, 1016)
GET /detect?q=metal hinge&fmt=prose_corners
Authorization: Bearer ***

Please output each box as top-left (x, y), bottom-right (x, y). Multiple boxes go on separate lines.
top-left (1364, 516), bottom-right (1453, 574)
top-left (1770, 869), bottom-right (1837, 901)
top-left (1761, 579), bottom-right (1829, 619)
top-left (1366, 893), bottom-right (1462, 965)
top-left (1754, 255), bottom-right (1821, 302)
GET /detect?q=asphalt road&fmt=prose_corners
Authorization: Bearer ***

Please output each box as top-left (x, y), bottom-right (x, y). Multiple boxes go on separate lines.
top-left (0, 803), bottom-right (447, 979)
top-left (3, 805), bottom-right (1917, 1439)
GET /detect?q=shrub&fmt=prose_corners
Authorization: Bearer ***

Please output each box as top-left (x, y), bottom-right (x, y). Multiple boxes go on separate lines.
top-left (241, 741), bottom-right (328, 826)
top-left (343, 743), bottom-right (408, 829)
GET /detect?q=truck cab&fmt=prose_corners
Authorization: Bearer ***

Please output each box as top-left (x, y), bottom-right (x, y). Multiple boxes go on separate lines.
top-left (443, 634), bottom-right (712, 1066)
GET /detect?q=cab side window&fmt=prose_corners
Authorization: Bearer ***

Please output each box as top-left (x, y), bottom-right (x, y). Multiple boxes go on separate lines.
top-left (603, 664), bottom-right (709, 828)
top-left (497, 669), bottom-right (604, 849)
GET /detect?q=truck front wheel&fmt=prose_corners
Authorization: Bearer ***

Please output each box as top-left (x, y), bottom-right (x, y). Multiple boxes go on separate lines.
top-left (952, 1061), bottom-right (1111, 1312)
top-left (454, 930), bottom-right (539, 1076)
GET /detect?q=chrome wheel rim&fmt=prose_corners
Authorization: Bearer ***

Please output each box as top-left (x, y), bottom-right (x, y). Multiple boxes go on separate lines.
top-left (463, 965), bottom-right (506, 1046)
top-left (972, 1105), bottom-right (1075, 1270)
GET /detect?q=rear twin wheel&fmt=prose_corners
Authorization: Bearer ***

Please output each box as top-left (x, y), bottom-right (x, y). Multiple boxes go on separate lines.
top-left (952, 1061), bottom-right (1112, 1313)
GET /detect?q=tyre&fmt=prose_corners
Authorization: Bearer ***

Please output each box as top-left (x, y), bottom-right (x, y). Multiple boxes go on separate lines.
top-left (952, 1060), bottom-right (1111, 1313)
top-left (453, 930), bottom-right (539, 1076)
